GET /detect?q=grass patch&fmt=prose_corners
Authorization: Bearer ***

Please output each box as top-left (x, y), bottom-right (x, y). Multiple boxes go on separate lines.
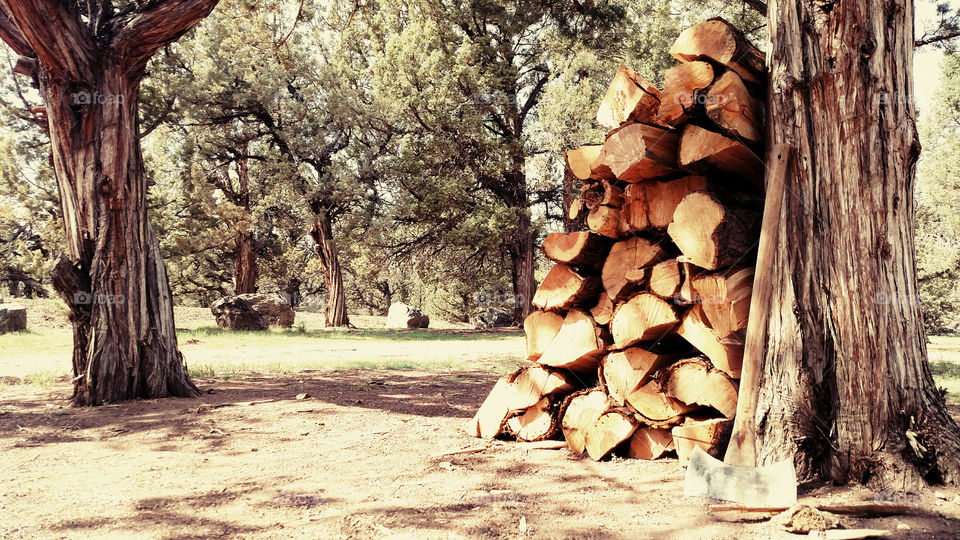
top-left (180, 326), bottom-right (521, 343)
top-left (931, 361), bottom-right (960, 400)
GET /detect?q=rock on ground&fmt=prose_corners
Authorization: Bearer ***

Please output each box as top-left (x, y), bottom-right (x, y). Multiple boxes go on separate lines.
top-left (210, 293), bottom-right (295, 330)
top-left (386, 303), bottom-right (429, 329)
top-left (472, 307), bottom-right (514, 329)
top-left (0, 299), bottom-right (27, 334)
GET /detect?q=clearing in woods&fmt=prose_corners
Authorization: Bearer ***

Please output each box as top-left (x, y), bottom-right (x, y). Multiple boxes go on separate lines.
top-left (1, 299), bottom-right (960, 539)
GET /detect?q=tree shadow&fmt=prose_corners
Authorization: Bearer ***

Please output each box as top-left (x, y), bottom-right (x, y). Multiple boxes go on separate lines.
top-left (0, 369), bottom-right (500, 450)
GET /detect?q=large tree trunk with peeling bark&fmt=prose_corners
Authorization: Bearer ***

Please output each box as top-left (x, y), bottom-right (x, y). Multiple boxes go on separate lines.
top-left (0, 0), bottom-right (219, 406)
top-left (310, 210), bottom-right (350, 327)
top-left (234, 157), bottom-right (257, 294)
top-left (757, 0), bottom-right (960, 486)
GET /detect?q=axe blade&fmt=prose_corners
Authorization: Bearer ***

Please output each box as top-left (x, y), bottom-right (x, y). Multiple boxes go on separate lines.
top-left (683, 447), bottom-right (797, 507)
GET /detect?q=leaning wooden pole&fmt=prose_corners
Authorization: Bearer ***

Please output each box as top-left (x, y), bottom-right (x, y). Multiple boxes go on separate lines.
top-left (724, 144), bottom-right (791, 467)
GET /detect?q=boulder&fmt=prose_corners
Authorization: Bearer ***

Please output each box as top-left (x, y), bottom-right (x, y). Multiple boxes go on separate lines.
top-left (473, 307), bottom-right (514, 329)
top-left (211, 293), bottom-right (295, 330)
top-left (386, 303), bottom-right (429, 329)
top-left (0, 299), bottom-right (27, 334)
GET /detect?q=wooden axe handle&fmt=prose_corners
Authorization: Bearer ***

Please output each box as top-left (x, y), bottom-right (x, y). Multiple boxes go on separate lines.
top-left (724, 144), bottom-right (792, 467)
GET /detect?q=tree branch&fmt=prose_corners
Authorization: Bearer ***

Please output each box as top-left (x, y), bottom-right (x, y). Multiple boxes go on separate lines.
top-left (742, 0), bottom-right (767, 16)
top-left (916, 30), bottom-right (960, 48)
top-left (0, 0), bottom-right (95, 77)
top-left (109, 0), bottom-right (220, 71)
top-left (0, 4), bottom-right (33, 57)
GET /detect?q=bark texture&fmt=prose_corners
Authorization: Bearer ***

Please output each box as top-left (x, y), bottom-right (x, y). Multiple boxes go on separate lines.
top-left (233, 157), bottom-right (257, 294)
top-left (0, 0), bottom-right (219, 405)
top-left (310, 209), bottom-right (350, 327)
top-left (758, 0), bottom-right (960, 486)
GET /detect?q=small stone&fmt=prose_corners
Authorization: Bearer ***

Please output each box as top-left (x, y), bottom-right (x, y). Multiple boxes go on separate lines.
top-left (295, 393), bottom-right (310, 400)
top-left (896, 522), bottom-right (910, 531)
top-left (934, 491), bottom-right (948, 500)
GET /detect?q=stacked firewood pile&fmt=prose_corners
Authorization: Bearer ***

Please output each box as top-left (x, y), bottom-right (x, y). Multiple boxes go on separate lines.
top-left (468, 19), bottom-right (767, 464)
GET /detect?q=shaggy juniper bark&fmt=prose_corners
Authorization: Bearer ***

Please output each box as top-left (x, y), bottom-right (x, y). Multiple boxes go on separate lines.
top-left (756, 0), bottom-right (960, 486)
top-left (0, 0), bottom-right (220, 405)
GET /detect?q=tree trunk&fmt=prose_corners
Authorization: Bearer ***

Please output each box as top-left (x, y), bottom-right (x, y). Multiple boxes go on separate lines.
top-left (508, 207), bottom-right (536, 325)
top-left (0, 0), bottom-right (219, 406)
top-left (310, 210), bottom-right (350, 327)
top-left (233, 157), bottom-right (257, 294)
top-left (758, 0), bottom-right (960, 486)
top-left (45, 69), bottom-right (199, 406)
top-left (562, 167), bottom-right (577, 234)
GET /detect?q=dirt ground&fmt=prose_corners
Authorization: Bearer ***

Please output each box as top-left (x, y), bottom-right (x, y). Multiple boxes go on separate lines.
top-left (3, 371), bottom-right (960, 539)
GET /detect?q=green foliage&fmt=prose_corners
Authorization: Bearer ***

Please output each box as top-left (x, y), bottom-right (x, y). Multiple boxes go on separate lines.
top-left (917, 53), bottom-right (960, 334)
top-left (0, 64), bottom-right (60, 298)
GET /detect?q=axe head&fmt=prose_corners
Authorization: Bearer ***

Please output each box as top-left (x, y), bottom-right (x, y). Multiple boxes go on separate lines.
top-left (683, 447), bottom-right (797, 507)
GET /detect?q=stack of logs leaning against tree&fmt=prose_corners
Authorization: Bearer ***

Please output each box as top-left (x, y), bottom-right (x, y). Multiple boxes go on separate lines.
top-left (469, 18), bottom-right (770, 464)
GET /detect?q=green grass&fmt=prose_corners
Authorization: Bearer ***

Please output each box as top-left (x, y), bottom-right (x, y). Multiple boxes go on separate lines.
top-left (931, 361), bottom-right (960, 400)
top-left (180, 326), bottom-right (521, 343)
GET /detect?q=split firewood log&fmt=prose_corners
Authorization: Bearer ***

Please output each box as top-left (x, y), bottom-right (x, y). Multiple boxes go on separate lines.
top-left (596, 64), bottom-right (663, 128)
top-left (565, 145), bottom-right (605, 180)
top-left (678, 260), bottom-right (701, 305)
top-left (601, 347), bottom-right (676, 405)
top-left (589, 292), bottom-right (614, 326)
top-left (675, 305), bottom-right (744, 379)
top-left (585, 408), bottom-right (638, 460)
top-left (668, 17), bottom-right (765, 85)
top-left (469, 366), bottom-right (576, 438)
top-left (610, 293), bottom-right (680, 349)
top-left (626, 379), bottom-right (697, 422)
top-left (620, 176), bottom-right (709, 233)
top-left (469, 377), bottom-right (515, 438)
top-left (581, 180), bottom-right (624, 210)
top-left (536, 309), bottom-right (607, 373)
top-left (678, 125), bottom-right (763, 187)
top-left (667, 190), bottom-right (760, 270)
top-left (705, 70), bottom-right (764, 143)
top-left (692, 267), bottom-right (753, 338)
top-left (506, 397), bottom-right (558, 442)
top-left (532, 264), bottom-right (602, 311)
top-left (587, 205), bottom-right (622, 239)
top-left (658, 61), bottom-right (715, 126)
top-left (542, 231), bottom-right (612, 269)
top-left (662, 357), bottom-right (739, 418)
top-left (568, 198), bottom-right (585, 222)
top-left (649, 258), bottom-right (683, 299)
top-left (560, 388), bottom-right (609, 455)
top-left (628, 427), bottom-right (675, 460)
top-left (592, 123), bottom-right (680, 182)
top-left (672, 417), bottom-right (734, 465)
top-left (524, 311), bottom-right (564, 361)
top-left (602, 237), bottom-right (666, 300)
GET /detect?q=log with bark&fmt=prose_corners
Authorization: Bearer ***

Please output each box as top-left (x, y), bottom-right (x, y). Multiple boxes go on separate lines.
top-left (542, 231), bottom-right (611, 269)
top-left (532, 264), bottom-right (601, 311)
top-left (678, 125), bottom-right (764, 188)
top-left (592, 123), bottom-right (680, 182)
top-left (596, 64), bottom-right (663, 128)
top-left (668, 18), bottom-right (765, 84)
top-left (619, 176), bottom-right (709, 233)
top-left (667, 190), bottom-right (760, 270)
top-left (658, 61), bottom-right (715, 126)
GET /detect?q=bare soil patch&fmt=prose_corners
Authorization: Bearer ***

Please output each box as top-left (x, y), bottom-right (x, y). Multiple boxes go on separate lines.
top-left (2, 371), bottom-right (959, 539)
